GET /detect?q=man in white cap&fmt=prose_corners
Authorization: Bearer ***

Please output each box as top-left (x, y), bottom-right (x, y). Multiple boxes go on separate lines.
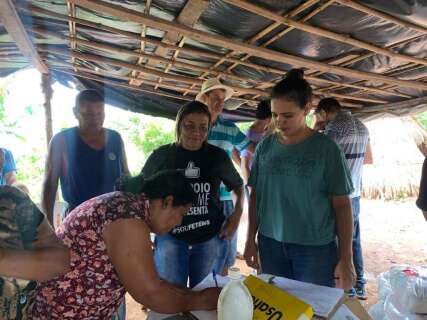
top-left (197, 78), bottom-right (255, 274)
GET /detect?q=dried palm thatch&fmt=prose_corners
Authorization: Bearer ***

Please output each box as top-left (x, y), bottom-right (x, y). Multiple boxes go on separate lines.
top-left (361, 116), bottom-right (425, 200)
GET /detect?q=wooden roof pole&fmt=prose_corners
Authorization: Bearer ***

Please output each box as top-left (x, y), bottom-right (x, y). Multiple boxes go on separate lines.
top-left (54, 68), bottom-right (194, 102)
top-left (41, 73), bottom-right (53, 146)
top-left (43, 48), bottom-right (269, 96)
top-left (32, 27), bottom-right (404, 102)
top-left (44, 48), bottom-right (387, 104)
top-left (182, 0), bottom-right (323, 96)
top-left (312, 34), bottom-right (426, 94)
top-left (335, 0), bottom-right (427, 34)
top-left (0, 0), bottom-right (48, 73)
top-left (68, 0), bottom-right (427, 90)
top-left (223, 0), bottom-right (427, 67)
top-left (19, 2), bottom-right (427, 94)
top-left (47, 59), bottom-right (259, 105)
top-left (142, 0), bottom-right (209, 89)
top-left (31, 27), bottom-right (253, 83)
top-left (31, 26), bottom-right (408, 100)
top-left (226, 0), bottom-right (336, 75)
top-left (66, 1), bottom-right (77, 71)
top-left (129, 0), bottom-right (152, 86)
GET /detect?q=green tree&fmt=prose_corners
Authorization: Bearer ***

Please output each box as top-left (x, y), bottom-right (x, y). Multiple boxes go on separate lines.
top-left (237, 121), bottom-right (252, 133)
top-left (0, 87), bottom-right (20, 138)
top-left (415, 111), bottom-right (427, 130)
top-left (139, 122), bottom-right (174, 156)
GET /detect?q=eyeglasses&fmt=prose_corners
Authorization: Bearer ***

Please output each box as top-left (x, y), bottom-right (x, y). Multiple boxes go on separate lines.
top-left (182, 122), bottom-right (209, 133)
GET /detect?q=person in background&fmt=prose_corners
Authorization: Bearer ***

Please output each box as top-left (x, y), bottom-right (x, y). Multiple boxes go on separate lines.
top-left (0, 148), bottom-right (17, 186)
top-left (244, 69), bottom-right (355, 290)
top-left (241, 99), bottom-right (272, 195)
top-left (0, 171), bottom-right (220, 319)
top-left (416, 157), bottom-right (427, 222)
top-left (141, 101), bottom-right (244, 288)
top-left (315, 98), bottom-right (373, 299)
top-left (41, 89), bottom-right (129, 319)
top-left (0, 185), bottom-right (70, 320)
top-left (197, 78), bottom-right (254, 274)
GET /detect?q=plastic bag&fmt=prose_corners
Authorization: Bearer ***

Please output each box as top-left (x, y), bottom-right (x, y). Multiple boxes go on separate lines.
top-left (369, 265), bottom-right (427, 320)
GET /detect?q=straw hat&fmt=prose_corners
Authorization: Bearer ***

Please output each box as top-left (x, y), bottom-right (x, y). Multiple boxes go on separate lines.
top-left (196, 78), bottom-right (235, 103)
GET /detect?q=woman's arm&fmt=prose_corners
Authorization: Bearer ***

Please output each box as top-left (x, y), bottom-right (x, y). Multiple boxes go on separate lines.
top-left (244, 188), bottom-right (259, 269)
top-left (0, 246), bottom-right (70, 281)
top-left (103, 219), bottom-right (220, 314)
top-left (332, 195), bottom-right (355, 290)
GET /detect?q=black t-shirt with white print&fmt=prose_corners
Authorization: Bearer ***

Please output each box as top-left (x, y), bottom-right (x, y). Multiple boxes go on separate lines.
top-left (141, 143), bottom-right (243, 244)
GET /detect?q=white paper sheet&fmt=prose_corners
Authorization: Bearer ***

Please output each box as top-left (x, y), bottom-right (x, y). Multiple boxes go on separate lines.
top-left (148, 274), bottom-right (344, 320)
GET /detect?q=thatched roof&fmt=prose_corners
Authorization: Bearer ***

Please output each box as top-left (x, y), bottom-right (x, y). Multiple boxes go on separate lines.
top-left (362, 116), bottom-right (424, 200)
top-left (0, 0), bottom-right (426, 120)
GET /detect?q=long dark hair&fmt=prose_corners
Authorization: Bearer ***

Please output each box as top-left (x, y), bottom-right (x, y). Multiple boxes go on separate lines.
top-left (175, 101), bottom-right (211, 142)
top-left (116, 169), bottom-right (195, 206)
top-left (271, 69), bottom-right (313, 109)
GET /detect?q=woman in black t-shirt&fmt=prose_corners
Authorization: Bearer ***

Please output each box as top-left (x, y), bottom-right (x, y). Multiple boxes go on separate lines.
top-left (142, 101), bottom-right (244, 288)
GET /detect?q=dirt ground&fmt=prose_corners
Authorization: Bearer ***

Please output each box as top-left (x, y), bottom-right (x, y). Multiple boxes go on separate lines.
top-left (125, 198), bottom-right (427, 319)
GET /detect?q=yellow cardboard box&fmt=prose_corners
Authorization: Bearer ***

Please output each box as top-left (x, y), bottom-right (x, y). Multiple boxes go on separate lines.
top-left (244, 275), bottom-right (314, 320)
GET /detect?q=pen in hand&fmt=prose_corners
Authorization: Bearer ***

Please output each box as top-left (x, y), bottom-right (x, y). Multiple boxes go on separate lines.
top-left (212, 269), bottom-right (219, 288)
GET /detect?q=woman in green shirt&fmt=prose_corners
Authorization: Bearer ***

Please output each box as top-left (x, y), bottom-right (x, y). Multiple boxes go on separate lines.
top-left (244, 69), bottom-right (356, 290)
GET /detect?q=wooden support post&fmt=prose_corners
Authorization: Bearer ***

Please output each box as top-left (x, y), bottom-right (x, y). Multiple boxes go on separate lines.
top-left (41, 73), bottom-right (53, 146)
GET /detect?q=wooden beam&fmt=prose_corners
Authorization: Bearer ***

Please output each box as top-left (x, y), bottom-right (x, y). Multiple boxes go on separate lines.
top-left (66, 1), bottom-right (77, 71)
top-left (19, 2), bottom-right (427, 96)
top-left (256, 0), bottom-right (335, 50)
top-left (129, 0), bottom-right (152, 85)
top-left (47, 60), bottom-right (361, 108)
top-left (335, 0), bottom-right (427, 34)
top-left (41, 47), bottom-right (267, 96)
top-left (145, 1), bottom-right (208, 67)
top-left (68, 0), bottom-right (427, 90)
top-left (308, 33), bottom-right (426, 96)
top-left (30, 27), bottom-right (253, 83)
top-left (53, 68), bottom-right (194, 102)
top-left (41, 73), bottom-right (53, 146)
top-left (0, 0), bottom-right (48, 73)
top-left (223, 0), bottom-right (427, 67)
top-left (183, 0), bottom-right (323, 96)
top-left (41, 47), bottom-right (385, 104)
top-left (146, 0), bottom-right (209, 88)
top-left (46, 59), bottom-right (258, 105)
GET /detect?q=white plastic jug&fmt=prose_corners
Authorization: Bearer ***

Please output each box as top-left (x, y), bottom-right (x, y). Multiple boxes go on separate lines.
top-left (217, 268), bottom-right (253, 320)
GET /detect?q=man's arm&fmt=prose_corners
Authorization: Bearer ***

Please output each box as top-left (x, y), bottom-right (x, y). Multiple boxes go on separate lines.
top-left (332, 195), bottom-right (355, 290)
top-left (104, 219), bottom-right (220, 314)
top-left (4, 171), bottom-right (17, 185)
top-left (241, 152), bottom-right (252, 184)
top-left (119, 134), bottom-right (130, 176)
top-left (2, 149), bottom-right (17, 185)
top-left (41, 136), bottom-right (63, 225)
top-left (364, 141), bottom-right (373, 165)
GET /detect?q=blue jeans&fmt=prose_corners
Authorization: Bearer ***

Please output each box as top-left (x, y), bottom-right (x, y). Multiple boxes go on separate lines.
top-left (214, 200), bottom-right (238, 271)
top-left (111, 301), bottom-right (125, 320)
top-left (258, 234), bottom-right (338, 287)
top-left (351, 197), bottom-right (366, 288)
top-left (154, 233), bottom-right (224, 288)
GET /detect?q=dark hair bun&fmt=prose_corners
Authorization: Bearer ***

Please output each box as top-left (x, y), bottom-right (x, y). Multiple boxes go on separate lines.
top-left (285, 69), bottom-right (304, 81)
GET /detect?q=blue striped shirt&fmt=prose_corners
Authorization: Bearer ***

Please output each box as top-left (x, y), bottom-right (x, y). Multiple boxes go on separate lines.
top-left (325, 111), bottom-right (370, 198)
top-left (208, 116), bottom-right (250, 200)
